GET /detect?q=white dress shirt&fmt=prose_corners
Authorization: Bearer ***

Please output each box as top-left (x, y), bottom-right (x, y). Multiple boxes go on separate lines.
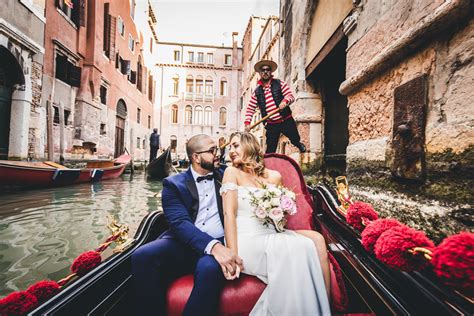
top-left (190, 166), bottom-right (224, 254)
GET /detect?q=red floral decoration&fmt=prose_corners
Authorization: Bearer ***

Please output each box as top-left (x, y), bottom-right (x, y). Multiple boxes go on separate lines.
top-left (71, 251), bottom-right (102, 276)
top-left (0, 291), bottom-right (38, 316)
top-left (431, 232), bottom-right (474, 295)
top-left (361, 219), bottom-right (405, 253)
top-left (26, 280), bottom-right (61, 305)
top-left (375, 225), bottom-right (435, 271)
top-left (346, 201), bottom-right (378, 231)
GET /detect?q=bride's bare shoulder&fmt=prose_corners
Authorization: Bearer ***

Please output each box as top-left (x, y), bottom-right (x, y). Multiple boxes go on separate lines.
top-left (223, 166), bottom-right (241, 181)
top-left (265, 168), bottom-right (282, 184)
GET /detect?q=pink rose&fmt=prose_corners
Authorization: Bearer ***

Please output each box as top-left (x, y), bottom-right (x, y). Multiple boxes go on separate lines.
top-left (280, 195), bottom-right (296, 212)
top-left (255, 207), bottom-right (267, 219)
top-left (269, 207), bottom-right (284, 221)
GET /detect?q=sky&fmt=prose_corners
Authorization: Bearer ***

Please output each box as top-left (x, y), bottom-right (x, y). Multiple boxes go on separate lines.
top-left (152, 0), bottom-right (280, 46)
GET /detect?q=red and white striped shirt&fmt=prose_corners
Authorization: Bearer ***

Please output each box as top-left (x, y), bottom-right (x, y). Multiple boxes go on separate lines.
top-left (244, 78), bottom-right (295, 125)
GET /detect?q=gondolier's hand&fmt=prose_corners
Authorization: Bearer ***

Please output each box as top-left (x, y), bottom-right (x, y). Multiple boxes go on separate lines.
top-left (278, 100), bottom-right (287, 110)
top-left (244, 125), bottom-right (250, 132)
top-left (211, 243), bottom-right (244, 280)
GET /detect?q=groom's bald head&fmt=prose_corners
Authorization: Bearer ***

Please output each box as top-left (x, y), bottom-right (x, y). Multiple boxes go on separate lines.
top-left (186, 134), bottom-right (212, 161)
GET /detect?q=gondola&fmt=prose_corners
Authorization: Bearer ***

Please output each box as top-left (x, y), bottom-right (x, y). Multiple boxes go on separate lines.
top-left (0, 154), bottom-right (131, 187)
top-left (147, 148), bottom-right (173, 180)
top-left (29, 154), bottom-right (472, 315)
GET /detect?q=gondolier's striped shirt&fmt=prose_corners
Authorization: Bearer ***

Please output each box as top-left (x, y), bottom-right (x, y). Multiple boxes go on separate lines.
top-left (244, 78), bottom-right (295, 126)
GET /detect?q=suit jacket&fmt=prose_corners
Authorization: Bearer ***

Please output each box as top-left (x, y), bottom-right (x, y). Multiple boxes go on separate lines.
top-left (160, 167), bottom-right (225, 254)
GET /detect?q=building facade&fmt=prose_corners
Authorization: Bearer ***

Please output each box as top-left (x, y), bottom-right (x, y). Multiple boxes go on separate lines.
top-left (41, 0), bottom-right (156, 162)
top-left (0, 0), bottom-right (46, 160)
top-left (280, 0), bottom-right (473, 240)
top-left (156, 38), bottom-right (242, 159)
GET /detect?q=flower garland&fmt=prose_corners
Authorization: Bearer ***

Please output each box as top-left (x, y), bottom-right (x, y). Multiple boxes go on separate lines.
top-left (0, 228), bottom-right (125, 316)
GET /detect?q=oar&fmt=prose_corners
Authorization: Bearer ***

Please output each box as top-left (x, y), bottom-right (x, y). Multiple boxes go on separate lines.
top-left (220, 107), bottom-right (282, 149)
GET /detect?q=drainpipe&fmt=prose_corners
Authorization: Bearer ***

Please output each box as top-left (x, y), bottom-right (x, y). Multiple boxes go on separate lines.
top-left (159, 65), bottom-right (163, 135)
top-left (59, 101), bottom-right (65, 164)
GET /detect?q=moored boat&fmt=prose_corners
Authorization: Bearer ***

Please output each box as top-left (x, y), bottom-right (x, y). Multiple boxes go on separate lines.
top-left (27, 154), bottom-right (473, 315)
top-left (0, 154), bottom-right (131, 187)
top-left (147, 148), bottom-right (173, 180)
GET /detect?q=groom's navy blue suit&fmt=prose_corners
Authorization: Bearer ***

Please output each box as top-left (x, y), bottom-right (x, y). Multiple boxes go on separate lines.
top-left (132, 167), bottom-right (226, 315)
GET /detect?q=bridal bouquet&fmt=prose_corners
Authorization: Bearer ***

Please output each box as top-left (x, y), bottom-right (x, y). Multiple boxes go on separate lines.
top-left (248, 184), bottom-right (297, 232)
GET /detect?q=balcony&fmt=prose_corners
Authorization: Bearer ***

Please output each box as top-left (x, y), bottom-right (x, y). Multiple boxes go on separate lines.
top-left (204, 94), bottom-right (214, 102)
top-left (194, 93), bottom-right (203, 101)
top-left (184, 92), bottom-right (194, 101)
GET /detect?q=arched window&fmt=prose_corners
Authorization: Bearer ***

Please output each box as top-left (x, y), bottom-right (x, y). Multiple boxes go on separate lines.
top-left (186, 75), bottom-right (194, 93)
top-left (172, 74), bottom-right (179, 96)
top-left (205, 76), bottom-right (213, 96)
top-left (204, 106), bottom-right (212, 125)
top-left (194, 105), bottom-right (203, 125)
top-left (170, 135), bottom-right (177, 153)
top-left (116, 99), bottom-right (128, 119)
top-left (220, 77), bottom-right (227, 96)
top-left (185, 105), bottom-right (193, 124)
top-left (196, 75), bottom-right (203, 96)
top-left (171, 104), bottom-right (178, 124)
top-left (219, 107), bottom-right (227, 126)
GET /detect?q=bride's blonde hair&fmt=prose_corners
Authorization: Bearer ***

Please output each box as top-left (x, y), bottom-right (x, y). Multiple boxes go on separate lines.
top-left (229, 131), bottom-right (266, 177)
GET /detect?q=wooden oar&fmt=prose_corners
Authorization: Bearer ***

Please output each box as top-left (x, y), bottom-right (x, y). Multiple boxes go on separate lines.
top-left (220, 107), bottom-right (282, 149)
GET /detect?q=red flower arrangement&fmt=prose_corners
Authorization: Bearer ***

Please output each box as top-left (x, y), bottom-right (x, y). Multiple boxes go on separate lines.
top-left (346, 201), bottom-right (378, 231)
top-left (431, 232), bottom-right (474, 295)
top-left (361, 219), bottom-right (404, 253)
top-left (0, 291), bottom-right (38, 316)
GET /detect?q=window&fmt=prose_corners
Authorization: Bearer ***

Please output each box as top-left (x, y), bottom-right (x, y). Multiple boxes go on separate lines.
top-left (224, 54), bottom-right (232, 65)
top-left (170, 135), bottom-right (177, 153)
top-left (117, 16), bottom-right (125, 37)
top-left (186, 75), bottom-right (194, 93)
top-left (219, 107), bottom-right (227, 126)
top-left (137, 58), bottom-right (143, 91)
top-left (185, 105), bottom-right (193, 124)
top-left (100, 123), bottom-right (106, 135)
top-left (172, 75), bottom-right (179, 95)
top-left (205, 77), bottom-right (213, 96)
top-left (149, 38), bottom-right (153, 53)
top-left (207, 53), bottom-right (214, 64)
top-left (137, 137), bottom-right (140, 149)
top-left (128, 35), bottom-right (135, 52)
top-left (56, 0), bottom-right (84, 27)
top-left (100, 85), bottom-right (107, 105)
top-left (148, 75), bottom-right (154, 101)
top-left (195, 76), bottom-right (203, 95)
top-left (148, 115), bottom-right (151, 128)
top-left (171, 104), bottom-right (178, 124)
top-left (103, 3), bottom-right (116, 58)
top-left (130, 0), bottom-right (136, 20)
top-left (197, 52), bottom-right (204, 63)
top-left (55, 54), bottom-right (81, 87)
top-left (220, 78), bottom-right (227, 96)
top-left (137, 108), bottom-right (141, 123)
top-left (194, 106), bottom-right (203, 125)
top-left (174, 50), bottom-right (180, 61)
top-left (53, 106), bottom-right (71, 125)
top-left (204, 106), bottom-right (212, 125)
top-left (188, 51), bottom-right (194, 62)
top-left (142, 138), bottom-right (146, 149)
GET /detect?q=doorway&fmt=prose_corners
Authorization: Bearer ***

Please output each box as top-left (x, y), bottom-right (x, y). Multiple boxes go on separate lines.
top-left (309, 37), bottom-right (349, 175)
top-left (115, 99), bottom-right (127, 157)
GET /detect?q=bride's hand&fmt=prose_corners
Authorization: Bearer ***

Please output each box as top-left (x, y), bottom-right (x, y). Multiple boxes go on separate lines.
top-left (225, 265), bottom-right (241, 280)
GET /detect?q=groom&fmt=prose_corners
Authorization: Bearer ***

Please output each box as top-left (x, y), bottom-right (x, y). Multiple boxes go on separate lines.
top-left (132, 134), bottom-right (243, 315)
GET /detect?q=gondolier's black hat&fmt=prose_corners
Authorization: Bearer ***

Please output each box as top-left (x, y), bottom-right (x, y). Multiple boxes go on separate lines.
top-left (254, 59), bottom-right (277, 72)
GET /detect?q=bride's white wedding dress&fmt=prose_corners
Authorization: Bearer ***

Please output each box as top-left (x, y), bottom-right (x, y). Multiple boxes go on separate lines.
top-left (221, 183), bottom-right (331, 316)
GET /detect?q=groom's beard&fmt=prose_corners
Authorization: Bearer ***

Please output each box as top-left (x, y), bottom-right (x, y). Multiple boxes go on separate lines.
top-left (200, 159), bottom-right (215, 172)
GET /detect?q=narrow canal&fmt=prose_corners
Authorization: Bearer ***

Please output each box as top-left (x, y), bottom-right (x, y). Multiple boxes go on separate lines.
top-left (0, 173), bottom-right (162, 297)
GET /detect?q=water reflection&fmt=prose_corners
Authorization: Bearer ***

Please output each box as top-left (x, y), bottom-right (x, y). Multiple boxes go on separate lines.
top-left (0, 172), bottom-right (162, 296)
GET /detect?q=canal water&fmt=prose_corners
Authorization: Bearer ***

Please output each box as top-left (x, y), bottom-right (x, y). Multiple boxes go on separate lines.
top-left (0, 172), bottom-right (162, 297)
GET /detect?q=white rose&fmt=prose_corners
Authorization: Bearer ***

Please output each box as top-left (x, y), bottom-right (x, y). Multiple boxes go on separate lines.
top-left (262, 200), bottom-right (272, 209)
top-left (271, 197), bottom-right (280, 207)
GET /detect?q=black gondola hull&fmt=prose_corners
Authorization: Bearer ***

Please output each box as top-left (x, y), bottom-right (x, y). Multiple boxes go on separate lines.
top-left (147, 149), bottom-right (172, 180)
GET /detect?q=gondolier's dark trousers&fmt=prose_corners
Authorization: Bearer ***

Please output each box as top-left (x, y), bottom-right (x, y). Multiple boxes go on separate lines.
top-left (265, 116), bottom-right (301, 153)
top-left (149, 146), bottom-right (158, 162)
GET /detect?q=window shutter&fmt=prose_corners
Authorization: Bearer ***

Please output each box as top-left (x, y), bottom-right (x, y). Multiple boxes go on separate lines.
top-left (103, 4), bottom-right (110, 54)
top-left (68, 64), bottom-right (82, 87)
top-left (55, 54), bottom-right (68, 82)
top-left (130, 70), bottom-right (137, 84)
top-left (109, 15), bottom-right (116, 60)
top-left (121, 59), bottom-right (130, 75)
top-left (79, 0), bottom-right (86, 26)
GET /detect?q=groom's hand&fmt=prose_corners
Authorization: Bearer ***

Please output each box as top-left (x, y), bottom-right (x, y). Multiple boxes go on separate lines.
top-left (211, 243), bottom-right (243, 279)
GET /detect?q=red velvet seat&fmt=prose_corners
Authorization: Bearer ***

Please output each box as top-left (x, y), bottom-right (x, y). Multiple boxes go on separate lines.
top-left (166, 154), bottom-right (348, 315)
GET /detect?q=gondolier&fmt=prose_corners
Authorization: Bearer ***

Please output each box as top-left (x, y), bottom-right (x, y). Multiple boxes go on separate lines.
top-left (244, 59), bottom-right (306, 154)
top-left (149, 128), bottom-right (160, 162)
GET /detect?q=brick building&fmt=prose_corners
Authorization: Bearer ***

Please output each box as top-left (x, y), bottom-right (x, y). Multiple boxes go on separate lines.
top-left (0, 0), bottom-right (45, 160)
top-left (279, 0), bottom-right (473, 240)
top-left (41, 0), bottom-right (156, 162)
top-left (156, 36), bottom-right (242, 159)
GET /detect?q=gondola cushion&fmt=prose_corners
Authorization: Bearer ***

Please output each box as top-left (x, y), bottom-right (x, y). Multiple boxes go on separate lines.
top-left (166, 154), bottom-right (348, 314)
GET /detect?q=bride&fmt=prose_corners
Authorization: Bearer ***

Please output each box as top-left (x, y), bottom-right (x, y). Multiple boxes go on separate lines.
top-left (220, 131), bottom-right (331, 315)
